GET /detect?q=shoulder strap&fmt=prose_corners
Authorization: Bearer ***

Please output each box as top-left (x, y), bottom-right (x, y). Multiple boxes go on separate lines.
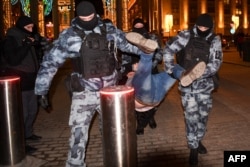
top-left (207, 33), bottom-right (216, 43)
top-left (72, 27), bottom-right (85, 39)
top-left (100, 22), bottom-right (106, 35)
top-left (190, 28), bottom-right (195, 37)
top-left (186, 29), bottom-right (195, 45)
top-left (73, 25), bottom-right (107, 42)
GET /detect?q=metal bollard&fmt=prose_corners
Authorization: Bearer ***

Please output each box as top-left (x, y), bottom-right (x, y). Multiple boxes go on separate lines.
top-left (100, 85), bottom-right (137, 167)
top-left (0, 76), bottom-right (25, 166)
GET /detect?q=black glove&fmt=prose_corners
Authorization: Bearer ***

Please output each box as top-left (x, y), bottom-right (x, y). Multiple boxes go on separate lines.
top-left (152, 49), bottom-right (163, 67)
top-left (38, 95), bottom-right (52, 113)
top-left (22, 36), bottom-right (35, 46)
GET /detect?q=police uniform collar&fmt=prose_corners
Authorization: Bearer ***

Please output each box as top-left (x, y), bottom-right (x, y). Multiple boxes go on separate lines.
top-left (84, 26), bottom-right (102, 35)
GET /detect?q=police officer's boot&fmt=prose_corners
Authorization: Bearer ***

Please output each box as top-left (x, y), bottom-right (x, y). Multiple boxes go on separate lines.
top-left (189, 148), bottom-right (198, 166)
top-left (135, 110), bottom-right (148, 135)
top-left (198, 141), bottom-right (207, 154)
top-left (148, 108), bottom-right (157, 129)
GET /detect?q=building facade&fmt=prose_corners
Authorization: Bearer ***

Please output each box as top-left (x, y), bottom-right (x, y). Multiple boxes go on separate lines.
top-left (0, 0), bottom-right (249, 39)
top-left (159, 0), bottom-right (249, 37)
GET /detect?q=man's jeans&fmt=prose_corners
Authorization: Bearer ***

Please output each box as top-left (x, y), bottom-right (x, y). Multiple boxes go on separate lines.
top-left (131, 52), bottom-right (185, 105)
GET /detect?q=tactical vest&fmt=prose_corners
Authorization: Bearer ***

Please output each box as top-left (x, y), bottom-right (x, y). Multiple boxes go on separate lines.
top-left (73, 25), bottom-right (116, 79)
top-left (176, 29), bottom-right (215, 70)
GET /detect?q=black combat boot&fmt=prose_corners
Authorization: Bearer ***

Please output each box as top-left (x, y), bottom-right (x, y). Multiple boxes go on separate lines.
top-left (198, 141), bottom-right (207, 154)
top-left (148, 108), bottom-right (157, 129)
top-left (189, 148), bottom-right (198, 166)
top-left (135, 110), bottom-right (149, 135)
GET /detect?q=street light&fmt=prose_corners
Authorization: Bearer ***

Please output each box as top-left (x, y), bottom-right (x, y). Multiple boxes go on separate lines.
top-left (231, 15), bottom-right (239, 34)
top-left (165, 14), bottom-right (173, 38)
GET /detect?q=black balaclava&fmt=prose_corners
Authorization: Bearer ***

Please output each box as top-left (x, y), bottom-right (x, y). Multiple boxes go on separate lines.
top-left (76, 1), bottom-right (98, 30)
top-left (195, 13), bottom-right (213, 38)
top-left (15, 16), bottom-right (34, 35)
top-left (132, 18), bottom-right (149, 38)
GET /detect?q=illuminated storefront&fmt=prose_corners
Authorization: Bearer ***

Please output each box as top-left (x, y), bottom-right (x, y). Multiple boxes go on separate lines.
top-left (1, 0), bottom-right (250, 39)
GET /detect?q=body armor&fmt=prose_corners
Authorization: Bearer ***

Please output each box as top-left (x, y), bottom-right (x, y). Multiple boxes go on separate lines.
top-left (176, 30), bottom-right (215, 70)
top-left (73, 25), bottom-right (116, 79)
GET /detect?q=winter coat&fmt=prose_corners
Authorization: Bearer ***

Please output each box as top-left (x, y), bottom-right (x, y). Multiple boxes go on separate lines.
top-left (4, 27), bottom-right (39, 91)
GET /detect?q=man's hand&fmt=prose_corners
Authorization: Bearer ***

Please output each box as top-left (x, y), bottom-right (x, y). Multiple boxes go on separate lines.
top-left (22, 36), bottom-right (35, 46)
top-left (38, 95), bottom-right (52, 113)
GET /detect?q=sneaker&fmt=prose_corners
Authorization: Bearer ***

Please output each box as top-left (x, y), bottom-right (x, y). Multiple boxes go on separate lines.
top-left (126, 32), bottom-right (158, 53)
top-left (180, 61), bottom-right (206, 87)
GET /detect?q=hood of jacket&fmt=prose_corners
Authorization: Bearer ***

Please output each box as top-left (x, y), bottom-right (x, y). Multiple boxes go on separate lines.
top-left (6, 27), bottom-right (30, 45)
